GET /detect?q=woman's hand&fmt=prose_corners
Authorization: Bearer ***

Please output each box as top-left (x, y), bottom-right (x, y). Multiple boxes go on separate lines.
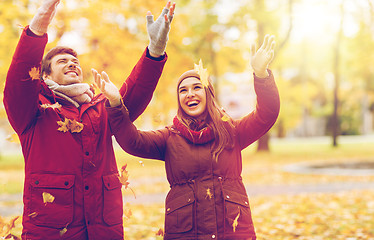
top-left (250, 35), bottom-right (276, 78)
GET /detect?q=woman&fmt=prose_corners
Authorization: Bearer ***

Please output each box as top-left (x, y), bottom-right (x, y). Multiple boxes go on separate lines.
top-left (95, 35), bottom-right (280, 240)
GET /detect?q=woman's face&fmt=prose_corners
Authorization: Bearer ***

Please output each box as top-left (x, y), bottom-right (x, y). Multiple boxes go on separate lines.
top-left (178, 77), bottom-right (207, 118)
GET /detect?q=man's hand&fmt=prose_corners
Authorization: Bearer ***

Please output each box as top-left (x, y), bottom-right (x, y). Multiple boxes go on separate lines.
top-left (92, 69), bottom-right (121, 107)
top-left (147, 1), bottom-right (176, 57)
top-left (29, 0), bottom-right (61, 36)
top-left (250, 35), bottom-right (276, 78)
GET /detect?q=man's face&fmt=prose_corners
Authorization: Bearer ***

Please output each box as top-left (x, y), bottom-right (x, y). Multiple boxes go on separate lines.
top-left (43, 54), bottom-right (83, 85)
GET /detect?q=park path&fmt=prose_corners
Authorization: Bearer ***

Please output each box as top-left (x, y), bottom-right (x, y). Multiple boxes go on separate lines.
top-left (2, 179), bottom-right (374, 217)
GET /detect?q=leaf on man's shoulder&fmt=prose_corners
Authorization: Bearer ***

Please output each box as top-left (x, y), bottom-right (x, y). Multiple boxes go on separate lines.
top-left (29, 67), bottom-right (40, 81)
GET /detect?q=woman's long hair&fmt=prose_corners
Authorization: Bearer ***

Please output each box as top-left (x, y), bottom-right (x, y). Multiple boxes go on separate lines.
top-left (177, 71), bottom-right (235, 161)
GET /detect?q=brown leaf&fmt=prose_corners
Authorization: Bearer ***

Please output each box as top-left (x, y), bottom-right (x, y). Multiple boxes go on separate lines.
top-left (70, 120), bottom-right (84, 133)
top-left (119, 164), bottom-right (136, 198)
top-left (155, 228), bottom-right (164, 237)
top-left (29, 67), bottom-right (40, 81)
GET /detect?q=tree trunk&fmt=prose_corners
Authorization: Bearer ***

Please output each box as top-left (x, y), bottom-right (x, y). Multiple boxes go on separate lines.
top-left (332, 1), bottom-right (345, 147)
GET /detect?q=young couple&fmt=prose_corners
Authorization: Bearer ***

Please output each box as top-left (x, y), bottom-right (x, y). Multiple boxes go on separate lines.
top-left (4, 0), bottom-right (279, 239)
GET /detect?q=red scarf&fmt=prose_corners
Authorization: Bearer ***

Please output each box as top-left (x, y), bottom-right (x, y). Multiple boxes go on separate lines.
top-left (172, 116), bottom-right (215, 144)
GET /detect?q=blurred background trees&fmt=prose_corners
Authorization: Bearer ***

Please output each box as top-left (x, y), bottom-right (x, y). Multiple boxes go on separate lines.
top-left (1, 0), bottom-right (374, 152)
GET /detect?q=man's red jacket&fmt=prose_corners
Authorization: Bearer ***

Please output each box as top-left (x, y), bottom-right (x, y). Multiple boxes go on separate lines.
top-left (3, 26), bottom-right (166, 240)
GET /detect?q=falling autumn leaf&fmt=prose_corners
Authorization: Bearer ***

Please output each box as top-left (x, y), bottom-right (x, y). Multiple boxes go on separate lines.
top-left (42, 192), bottom-right (55, 205)
top-left (40, 102), bottom-right (62, 110)
top-left (6, 133), bottom-right (19, 143)
top-left (60, 223), bottom-right (69, 236)
top-left (205, 188), bottom-right (213, 200)
top-left (221, 115), bottom-right (230, 122)
top-left (194, 59), bottom-right (209, 87)
top-left (28, 212), bottom-right (38, 218)
top-left (29, 67), bottom-right (40, 81)
top-left (155, 228), bottom-right (164, 237)
top-left (232, 208), bottom-right (240, 232)
top-left (119, 164), bottom-right (136, 198)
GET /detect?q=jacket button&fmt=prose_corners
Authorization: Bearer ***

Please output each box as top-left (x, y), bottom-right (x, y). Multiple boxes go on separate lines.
top-left (85, 186), bottom-right (89, 190)
top-left (35, 180), bottom-right (39, 185)
top-left (85, 152), bottom-right (89, 156)
top-left (226, 195), bottom-right (230, 199)
top-left (187, 198), bottom-right (191, 202)
top-left (212, 234), bottom-right (216, 238)
top-left (166, 208), bottom-right (170, 212)
top-left (64, 181), bottom-right (69, 186)
top-left (245, 201), bottom-right (248, 205)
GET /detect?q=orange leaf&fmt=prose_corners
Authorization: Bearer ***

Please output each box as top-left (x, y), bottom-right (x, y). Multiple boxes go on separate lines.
top-left (29, 67), bottom-right (40, 81)
top-left (119, 164), bottom-right (136, 198)
top-left (119, 164), bottom-right (129, 187)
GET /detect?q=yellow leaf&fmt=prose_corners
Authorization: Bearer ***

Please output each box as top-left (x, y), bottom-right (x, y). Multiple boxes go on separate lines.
top-left (29, 67), bottom-right (40, 80)
top-left (57, 118), bottom-right (70, 133)
top-left (57, 118), bottom-right (84, 133)
top-left (60, 227), bottom-right (67, 236)
top-left (221, 115), bottom-right (230, 122)
top-left (232, 208), bottom-right (240, 232)
top-left (205, 188), bottom-right (213, 200)
top-left (40, 102), bottom-right (62, 110)
top-left (28, 212), bottom-right (38, 218)
top-left (6, 133), bottom-right (19, 143)
top-left (194, 59), bottom-right (209, 87)
top-left (42, 192), bottom-right (55, 204)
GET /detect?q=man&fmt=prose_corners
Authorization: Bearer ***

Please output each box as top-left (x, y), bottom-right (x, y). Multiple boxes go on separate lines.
top-left (3, 0), bottom-right (175, 239)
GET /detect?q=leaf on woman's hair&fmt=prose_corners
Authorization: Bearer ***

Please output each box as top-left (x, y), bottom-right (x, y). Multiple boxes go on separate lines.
top-left (29, 67), bottom-right (40, 81)
top-left (232, 208), bottom-right (240, 232)
top-left (42, 192), bottom-right (55, 205)
top-left (194, 59), bottom-right (209, 87)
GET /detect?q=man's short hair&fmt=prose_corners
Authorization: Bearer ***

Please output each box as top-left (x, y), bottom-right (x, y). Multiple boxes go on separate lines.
top-left (41, 46), bottom-right (78, 78)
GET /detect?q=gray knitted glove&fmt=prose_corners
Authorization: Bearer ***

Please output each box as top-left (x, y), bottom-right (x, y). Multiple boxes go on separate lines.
top-left (147, 7), bottom-right (174, 56)
top-left (30, 0), bottom-right (60, 35)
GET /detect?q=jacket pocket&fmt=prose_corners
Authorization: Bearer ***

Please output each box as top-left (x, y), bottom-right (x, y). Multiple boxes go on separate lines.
top-left (30, 173), bottom-right (75, 228)
top-left (165, 190), bottom-right (195, 234)
top-left (223, 189), bottom-right (253, 232)
top-left (102, 173), bottom-right (123, 226)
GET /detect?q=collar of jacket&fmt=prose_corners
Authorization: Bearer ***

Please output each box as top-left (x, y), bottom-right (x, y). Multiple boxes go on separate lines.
top-left (172, 116), bottom-right (214, 144)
